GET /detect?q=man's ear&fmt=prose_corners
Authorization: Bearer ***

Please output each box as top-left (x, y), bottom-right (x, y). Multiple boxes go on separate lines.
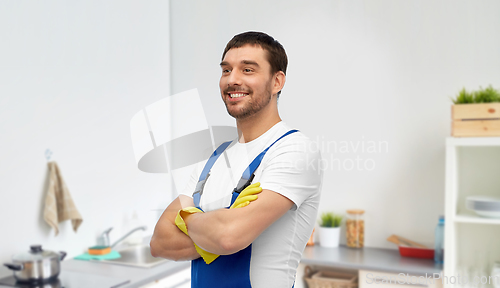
top-left (272, 71), bottom-right (286, 96)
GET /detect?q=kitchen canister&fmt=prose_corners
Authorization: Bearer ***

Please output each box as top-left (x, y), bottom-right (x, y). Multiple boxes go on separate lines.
top-left (346, 209), bottom-right (365, 248)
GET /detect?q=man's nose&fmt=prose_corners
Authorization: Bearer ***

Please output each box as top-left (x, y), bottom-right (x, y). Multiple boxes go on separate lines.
top-left (227, 70), bottom-right (242, 86)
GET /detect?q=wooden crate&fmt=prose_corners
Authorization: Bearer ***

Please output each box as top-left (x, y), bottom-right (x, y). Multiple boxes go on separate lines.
top-left (304, 266), bottom-right (358, 288)
top-left (451, 103), bottom-right (500, 137)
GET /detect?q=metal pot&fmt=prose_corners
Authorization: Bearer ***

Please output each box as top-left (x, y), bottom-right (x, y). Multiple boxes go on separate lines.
top-left (3, 245), bottom-right (67, 283)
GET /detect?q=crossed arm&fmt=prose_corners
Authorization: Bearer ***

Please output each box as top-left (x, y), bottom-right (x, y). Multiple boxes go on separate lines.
top-left (149, 195), bottom-right (199, 261)
top-left (150, 189), bottom-right (294, 260)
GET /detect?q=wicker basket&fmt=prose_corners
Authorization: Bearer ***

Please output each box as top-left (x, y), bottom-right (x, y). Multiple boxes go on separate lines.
top-left (304, 266), bottom-right (358, 288)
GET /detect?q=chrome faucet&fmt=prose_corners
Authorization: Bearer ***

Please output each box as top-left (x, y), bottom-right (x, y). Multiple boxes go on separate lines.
top-left (97, 227), bottom-right (113, 247)
top-left (110, 226), bottom-right (147, 248)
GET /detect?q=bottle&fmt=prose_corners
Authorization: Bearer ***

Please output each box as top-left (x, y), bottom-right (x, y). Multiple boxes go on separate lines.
top-left (434, 215), bottom-right (445, 263)
top-left (491, 261), bottom-right (500, 288)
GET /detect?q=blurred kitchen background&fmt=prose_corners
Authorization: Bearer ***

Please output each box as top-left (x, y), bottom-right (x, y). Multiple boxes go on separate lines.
top-left (1, 0), bottom-right (499, 270)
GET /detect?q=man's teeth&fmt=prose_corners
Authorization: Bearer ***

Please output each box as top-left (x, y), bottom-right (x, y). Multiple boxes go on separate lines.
top-left (230, 93), bottom-right (246, 98)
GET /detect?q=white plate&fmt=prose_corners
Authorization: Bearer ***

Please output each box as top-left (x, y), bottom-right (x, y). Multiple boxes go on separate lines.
top-left (474, 210), bottom-right (500, 218)
top-left (466, 196), bottom-right (500, 218)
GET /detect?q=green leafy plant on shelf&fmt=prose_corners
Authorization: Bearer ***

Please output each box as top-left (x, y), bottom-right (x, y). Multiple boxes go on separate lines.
top-left (452, 85), bottom-right (500, 104)
top-left (318, 212), bottom-right (343, 228)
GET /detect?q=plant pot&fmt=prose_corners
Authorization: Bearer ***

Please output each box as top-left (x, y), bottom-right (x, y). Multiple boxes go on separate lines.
top-left (318, 227), bottom-right (340, 248)
top-left (452, 103), bottom-right (500, 137)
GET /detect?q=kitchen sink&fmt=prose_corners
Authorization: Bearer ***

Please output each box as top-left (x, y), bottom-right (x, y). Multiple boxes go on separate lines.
top-left (96, 245), bottom-right (169, 268)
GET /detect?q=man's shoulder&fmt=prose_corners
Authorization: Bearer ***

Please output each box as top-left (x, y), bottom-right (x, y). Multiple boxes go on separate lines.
top-left (271, 123), bottom-right (318, 155)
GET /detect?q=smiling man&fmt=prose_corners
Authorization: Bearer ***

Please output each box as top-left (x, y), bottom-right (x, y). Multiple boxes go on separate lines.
top-left (151, 31), bottom-right (323, 288)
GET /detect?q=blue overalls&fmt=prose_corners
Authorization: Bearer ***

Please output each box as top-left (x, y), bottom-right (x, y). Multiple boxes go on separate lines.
top-left (190, 129), bottom-right (298, 288)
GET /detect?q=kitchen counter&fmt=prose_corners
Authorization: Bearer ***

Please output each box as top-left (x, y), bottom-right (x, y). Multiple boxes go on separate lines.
top-left (62, 258), bottom-right (190, 288)
top-left (301, 245), bottom-right (443, 275)
top-left (0, 258), bottom-right (189, 288)
top-left (0, 235), bottom-right (189, 288)
top-left (0, 245), bottom-right (441, 288)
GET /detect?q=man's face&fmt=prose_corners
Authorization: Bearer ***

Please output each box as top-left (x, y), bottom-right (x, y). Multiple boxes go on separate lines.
top-left (219, 44), bottom-right (275, 120)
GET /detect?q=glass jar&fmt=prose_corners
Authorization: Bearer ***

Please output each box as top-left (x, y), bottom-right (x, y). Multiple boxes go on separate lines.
top-left (346, 209), bottom-right (365, 248)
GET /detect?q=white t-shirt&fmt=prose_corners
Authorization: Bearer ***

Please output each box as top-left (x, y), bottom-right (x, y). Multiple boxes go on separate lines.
top-left (181, 121), bottom-right (323, 288)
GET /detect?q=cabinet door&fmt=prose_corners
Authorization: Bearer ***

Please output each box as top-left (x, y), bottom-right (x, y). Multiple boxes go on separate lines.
top-left (359, 270), bottom-right (443, 288)
top-left (140, 268), bottom-right (191, 288)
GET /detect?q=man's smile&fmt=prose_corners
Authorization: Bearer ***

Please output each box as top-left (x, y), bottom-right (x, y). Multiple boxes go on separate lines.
top-left (226, 91), bottom-right (250, 101)
top-left (229, 93), bottom-right (247, 98)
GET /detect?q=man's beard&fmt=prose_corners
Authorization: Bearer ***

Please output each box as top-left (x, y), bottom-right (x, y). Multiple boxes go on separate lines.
top-left (223, 86), bottom-right (273, 120)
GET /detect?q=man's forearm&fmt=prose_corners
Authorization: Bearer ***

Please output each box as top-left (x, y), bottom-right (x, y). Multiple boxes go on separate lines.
top-left (184, 207), bottom-right (250, 255)
top-left (183, 189), bottom-right (294, 256)
top-left (150, 196), bottom-right (201, 261)
top-left (150, 219), bottom-right (200, 261)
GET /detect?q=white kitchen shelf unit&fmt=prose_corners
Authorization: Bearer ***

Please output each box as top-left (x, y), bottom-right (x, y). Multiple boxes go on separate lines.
top-left (444, 137), bottom-right (500, 288)
top-left (454, 214), bottom-right (500, 225)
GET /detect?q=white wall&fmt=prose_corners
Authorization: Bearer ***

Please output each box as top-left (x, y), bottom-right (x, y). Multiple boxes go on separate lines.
top-left (0, 1), bottom-right (171, 262)
top-left (169, 0), bottom-right (500, 248)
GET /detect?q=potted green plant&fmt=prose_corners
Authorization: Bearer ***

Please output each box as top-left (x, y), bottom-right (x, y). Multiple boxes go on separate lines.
top-left (318, 212), bottom-right (343, 248)
top-left (451, 85), bottom-right (500, 137)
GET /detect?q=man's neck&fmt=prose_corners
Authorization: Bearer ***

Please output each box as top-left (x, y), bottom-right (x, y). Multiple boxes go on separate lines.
top-left (236, 105), bottom-right (281, 143)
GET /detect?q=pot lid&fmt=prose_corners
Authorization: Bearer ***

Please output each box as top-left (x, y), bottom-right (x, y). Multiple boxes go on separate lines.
top-left (12, 245), bottom-right (59, 262)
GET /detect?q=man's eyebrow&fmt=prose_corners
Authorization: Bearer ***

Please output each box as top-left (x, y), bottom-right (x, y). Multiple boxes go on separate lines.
top-left (219, 60), bottom-right (260, 67)
top-left (241, 60), bottom-right (259, 66)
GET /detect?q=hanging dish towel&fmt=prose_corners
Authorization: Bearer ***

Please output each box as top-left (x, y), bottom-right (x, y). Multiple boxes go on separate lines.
top-left (43, 161), bottom-right (83, 235)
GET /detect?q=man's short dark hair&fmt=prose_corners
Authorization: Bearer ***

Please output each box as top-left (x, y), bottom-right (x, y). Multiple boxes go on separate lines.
top-left (222, 31), bottom-right (288, 97)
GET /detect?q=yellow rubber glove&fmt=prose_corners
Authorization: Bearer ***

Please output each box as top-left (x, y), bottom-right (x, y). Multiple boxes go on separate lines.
top-left (174, 183), bottom-right (262, 264)
top-left (175, 207), bottom-right (219, 264)
top-left (175, 207), bottom-right (202, 235)
top-left (230, 182), bottom-right (263, 209)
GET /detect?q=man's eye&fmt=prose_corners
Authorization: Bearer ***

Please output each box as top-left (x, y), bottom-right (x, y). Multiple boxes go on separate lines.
top-left (222, 69), bottom-right (231, 74)
top-left (244, 68), bottom-right (253, 73)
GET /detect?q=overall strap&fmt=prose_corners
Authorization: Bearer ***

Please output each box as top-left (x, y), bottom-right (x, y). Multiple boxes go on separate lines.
top-left (193, 141), bottom-right (232, 207)
top-left (230, 129), bottom-right (299, 205)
